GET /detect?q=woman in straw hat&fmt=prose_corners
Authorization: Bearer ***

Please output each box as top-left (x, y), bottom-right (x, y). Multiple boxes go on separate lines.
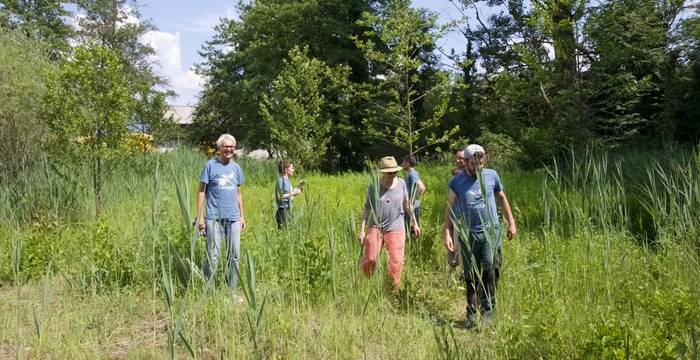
top-left (359, 156), bottom-right (421, 291)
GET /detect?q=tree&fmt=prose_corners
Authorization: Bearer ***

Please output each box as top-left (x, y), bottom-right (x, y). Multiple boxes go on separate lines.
top-left (44, 43), bottom-right (136, 216)
top-left (195, 0), bottom-right (379, 166)
top-left (73, 0), bottom-right (173, 143)
top-left (0, 0), bottom-right (73, 59)
top-left (584, 0), bottom-right (684, 144)
top-left (674, 5), bottom-right (700, 143)
top-left (453, 0), bottom-right (564, 164)
top-left (260, 47), bottom-right (349, 169)
top-left (352, 0), bottom-right (458, 156)
top-left (0, 28), bottom-right (51, 181)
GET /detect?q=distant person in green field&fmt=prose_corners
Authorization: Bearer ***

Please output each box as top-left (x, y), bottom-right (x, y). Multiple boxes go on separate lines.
top-left (402, 154), bottom-right (426, 225)
top-left (448, 148), bottom-right (467, 270)
top-left (359, 156), bottom-right (421, 292)
top-left (275, 160), bottom-right (305, 229)
top-left (196, 133), bottom-right (246, 300)
top-left (444, 144), bottom-right (516, 328)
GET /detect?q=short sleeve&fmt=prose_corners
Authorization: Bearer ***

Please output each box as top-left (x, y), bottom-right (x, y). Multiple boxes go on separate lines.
top-left (493, 170), bottom-right (503, 193)
top-left (199, 161), bottom-right (210, 184)
top-left (448, 177), bottom-right (456, 194)
top-left (236, 164), bottom-right (245, 185)
top-left (275, 177), bottom-right (283, 200)
top-left (412, 171), bottom-right (421, 183)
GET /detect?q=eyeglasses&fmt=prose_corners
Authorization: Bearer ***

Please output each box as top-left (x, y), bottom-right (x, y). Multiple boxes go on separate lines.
top-left (221, 145), bottom-right (235, 149)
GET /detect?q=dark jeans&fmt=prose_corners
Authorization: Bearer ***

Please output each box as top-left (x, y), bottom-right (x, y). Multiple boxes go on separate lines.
top-left (458, 227), bottom-right (501, 317)
top-left (276, 207), bottom-right (289, 229)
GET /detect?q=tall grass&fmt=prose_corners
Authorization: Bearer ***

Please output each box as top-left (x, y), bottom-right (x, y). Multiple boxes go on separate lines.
top-left (0, 146), bottom-right (699, 358)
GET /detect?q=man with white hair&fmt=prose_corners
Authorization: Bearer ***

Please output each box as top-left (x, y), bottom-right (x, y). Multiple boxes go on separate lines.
top-left (196, 133), bottom-right (247, 300)
top-left (444, 144), bottom-right (516, 328)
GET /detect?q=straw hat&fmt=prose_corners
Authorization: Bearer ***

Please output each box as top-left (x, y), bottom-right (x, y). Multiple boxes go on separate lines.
top-left (378, 156), bottom-right (403, 173)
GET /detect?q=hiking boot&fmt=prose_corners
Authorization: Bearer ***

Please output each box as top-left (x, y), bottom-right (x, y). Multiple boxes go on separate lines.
top-left (482, 311), bottom-right (494, 326)
top-left (465, 313), bottom-right (478, 329)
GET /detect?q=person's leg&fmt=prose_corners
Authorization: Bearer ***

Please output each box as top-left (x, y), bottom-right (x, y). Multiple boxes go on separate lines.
top-left (473, 231), bottom-right (495, 316)
top-left (360, 227), bottom-right (382, 277)
top-left (493, 225), bottom-right (503, 287)
top-left (225, 220), bottom-right (241, 289)
top-left (459, 231), bottom-right (478, 324)
top-left (494, 246), bottom-right (502, 288)
top-left (276, 207), bottom-right (287, 229)
top-left (203, 219), bottom-right (223, 283)
top-left (384, 228), bottom-right (406, 288)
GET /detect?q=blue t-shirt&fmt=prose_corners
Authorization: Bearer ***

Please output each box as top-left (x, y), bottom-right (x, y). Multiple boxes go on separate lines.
top-left (406, 169), bottom-right (422, 209)
top-left (275, 176), bottom-right (292, 208)
top-left (200, 158), bottom-right (245, 221)
top-left (448, 168), bottom-right (502, 231)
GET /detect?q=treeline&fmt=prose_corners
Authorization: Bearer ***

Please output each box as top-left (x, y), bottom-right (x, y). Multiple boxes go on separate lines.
top-left (2, 0), bottom-right (700, 175)
top-left (194, 0), bottom-right (700, 169)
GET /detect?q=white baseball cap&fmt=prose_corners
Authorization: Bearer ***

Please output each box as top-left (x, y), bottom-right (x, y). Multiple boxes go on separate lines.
top-left (464, 144), bottom-right (485, 159)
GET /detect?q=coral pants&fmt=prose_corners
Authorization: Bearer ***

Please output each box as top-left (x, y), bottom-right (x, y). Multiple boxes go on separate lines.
top-left (360, 227), bottom-right (406, 286)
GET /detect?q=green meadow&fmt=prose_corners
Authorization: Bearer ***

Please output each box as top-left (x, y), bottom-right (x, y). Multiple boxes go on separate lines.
top-left (1, 147), bottom-right (699, 359)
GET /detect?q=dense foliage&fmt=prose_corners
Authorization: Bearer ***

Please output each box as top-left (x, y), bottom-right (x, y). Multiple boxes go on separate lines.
top-left (193, 0), bottom-right (700, 168)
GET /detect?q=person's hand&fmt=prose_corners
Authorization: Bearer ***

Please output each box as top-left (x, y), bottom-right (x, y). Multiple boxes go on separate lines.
top-left (198, 217), bottom-right (206, 235)
top-left (507, 222), bottom-right (517, 240)
top-left (411, 224), bottom-right (421, 238)
top-left (444, 233), bottom-right (454, 252)
top-left (240, 217), bottom-right (247, 232)
top-left (359, 229), bottom-right (365, 245)
top-left (293, 188), bottom-right (302, 195)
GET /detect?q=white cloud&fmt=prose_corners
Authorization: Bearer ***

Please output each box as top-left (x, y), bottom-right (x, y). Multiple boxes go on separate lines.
top-left (171, 6), bottom-right (239, 33)
top-left (141, 30), bottom-right (203, 106)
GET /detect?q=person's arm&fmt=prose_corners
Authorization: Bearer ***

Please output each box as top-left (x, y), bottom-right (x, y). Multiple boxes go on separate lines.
top-left (196, 182), bottom-right (207, 233)
top-left (238, 185), bottom-right (246, 231)
top-left (278, 179), bottom-right (301, 200)
top-left (403, 193), bottom-right (421, 237)
top-left (416, 179), bottom-right (426, 196)
top-left (497, 191), bottom-right (516, 240)
top-left (359, 206), bottom-right (369, 244)
top-left (443, 190), bottom-right (458, 251)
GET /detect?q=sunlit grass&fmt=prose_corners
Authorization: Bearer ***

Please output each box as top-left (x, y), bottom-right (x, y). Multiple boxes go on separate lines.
top-left (0, 146), bottom-right (699, 358)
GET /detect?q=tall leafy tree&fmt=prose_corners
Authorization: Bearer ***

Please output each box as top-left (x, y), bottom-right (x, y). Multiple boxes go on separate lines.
top-left (44, 43), bottom-right (135, 216)
top-left (0, 28), bottom-right (51, 181)
top-left (0, 0), bottom-right (73, 58)
top-left (195, 0), bottom-right (379, 164)
top-left (260, 47), bottom-right (350, 169)
top-left (455, 0), bottom-right (564, 164)
top-left (584, 0), bottom-right (685, 144)
top-left (673, 4), bottom-right (700, 143)
top-left (352, 0), bottom-right (458, 156)
top-left (73, 0), bottom-right (173, 142)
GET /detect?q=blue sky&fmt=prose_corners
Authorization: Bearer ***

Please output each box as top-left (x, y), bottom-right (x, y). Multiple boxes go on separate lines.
top-left (136, 0), bottom-right (468, 106)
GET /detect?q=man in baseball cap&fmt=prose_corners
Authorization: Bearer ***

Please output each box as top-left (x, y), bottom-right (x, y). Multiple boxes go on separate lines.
top-left (443, 143), bottom-right (517, 328)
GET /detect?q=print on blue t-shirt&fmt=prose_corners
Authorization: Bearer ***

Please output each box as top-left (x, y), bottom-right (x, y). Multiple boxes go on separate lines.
top-left (448, 168), bottom-right (502, 231)
top-left (276, 176), bottom-right (293, 208)
top-left (200, 158), bottom-right (245, 221)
